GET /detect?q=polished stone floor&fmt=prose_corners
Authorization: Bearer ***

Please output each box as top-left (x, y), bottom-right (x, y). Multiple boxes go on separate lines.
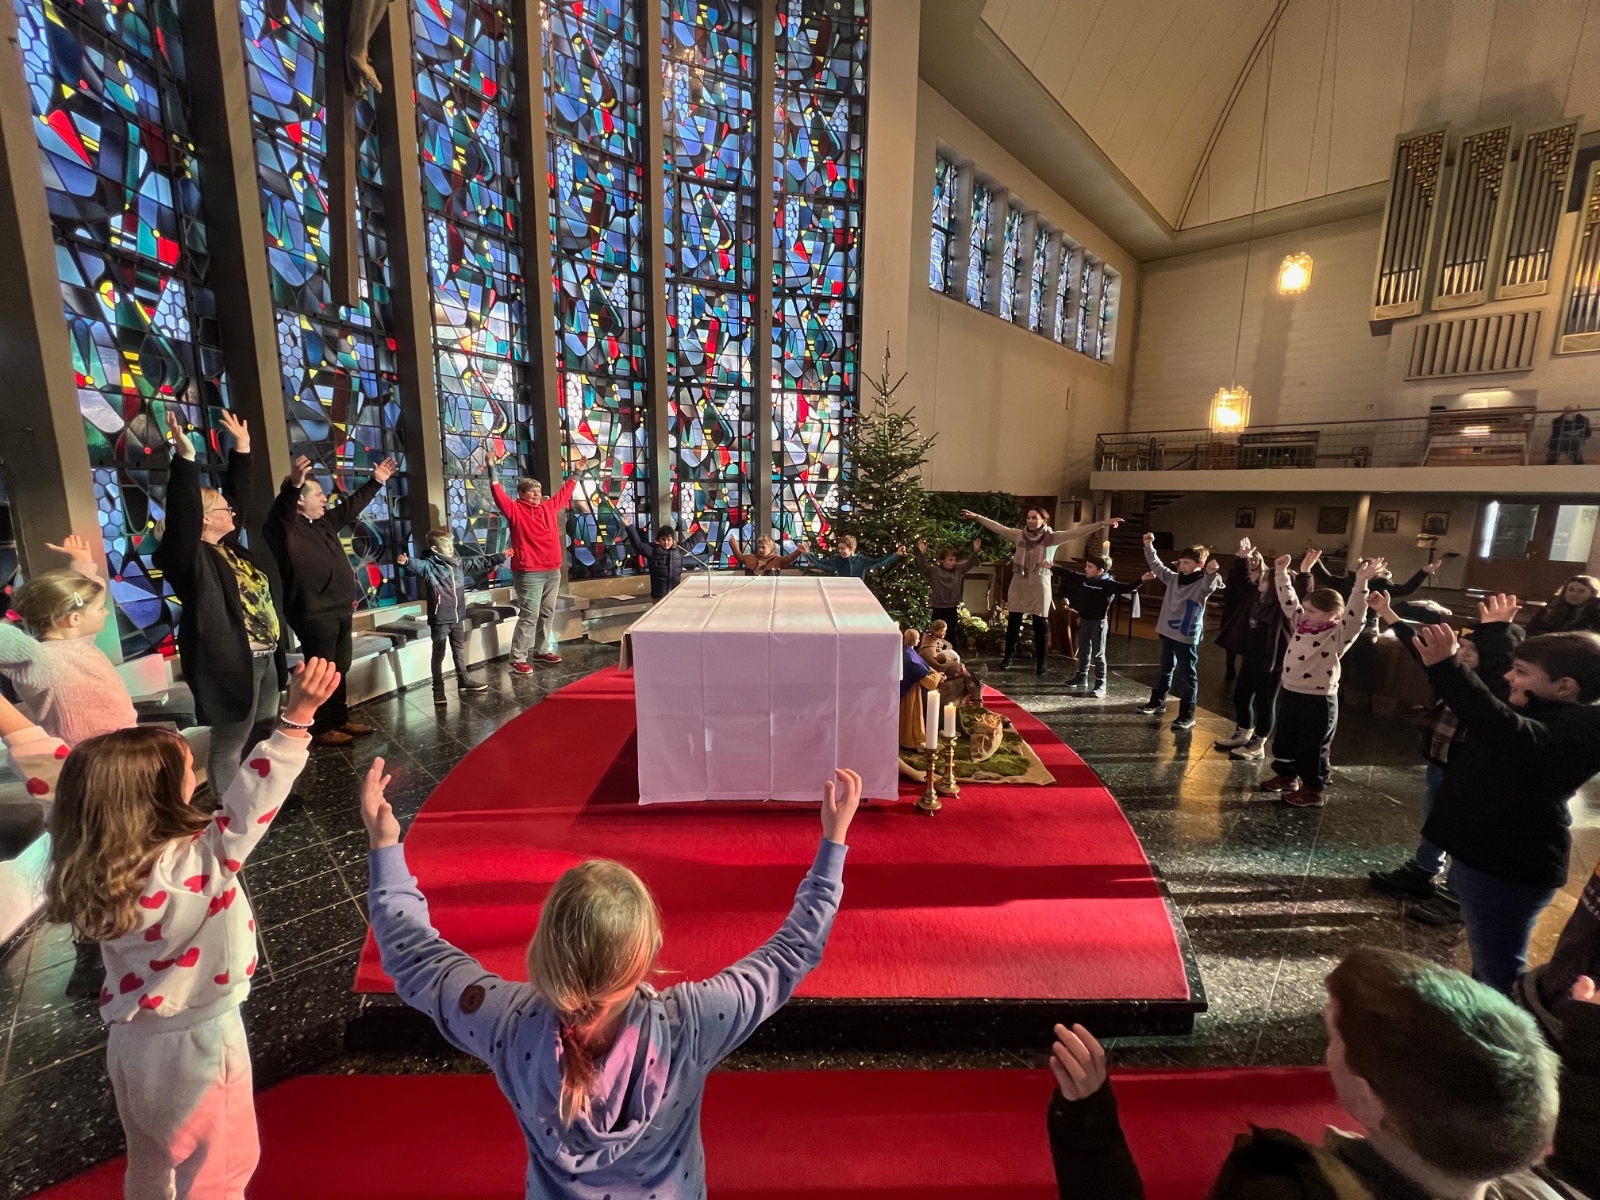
top-left (2, 632), bottom-right (1597, 1197)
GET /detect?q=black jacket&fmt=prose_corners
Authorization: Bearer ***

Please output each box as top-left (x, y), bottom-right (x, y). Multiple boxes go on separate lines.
top-left (264, 474), bottom-right (383, 623)
top-left (1054, 567), bottom-right (1140, 621)
top-left (152, 453), bottom-right (287, 725)
top-left (622, 524), bottom-right (690, 600)
top-left (1215, 561), bottom-right (1310, 672)
top-left (1047, 1003), bottom-right (1600, 1199)
top-left (1316, 563), bottom-right (1430, 636)
top-left (1420, 655), bottom-right (1600, 888)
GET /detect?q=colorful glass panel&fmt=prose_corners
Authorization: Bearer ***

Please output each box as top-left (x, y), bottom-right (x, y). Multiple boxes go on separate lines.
top-left (545, 0), bottom-right (651, 577)
top-left (1096, 265), bottom-right (1117, 361)
top-left (1027, 225), bottom-right (1050, 333)
top-left (772, 0), bottom-right (867, 547)
top-left (998, 204), bottom-right (1023, 322)
top-left (664, 0), bottom-right (757, 567)
top-left (15, 0), bottom-right (232, 656)
top-left (413, 0), bottom-right (527, 580)
top-left (242, 0), bottom-right (410, 607)
top-left (1075, 255), bottom-right (1096, 354)
top-left (1053, 241), bottom-right (1074, 344)
top-left (930, 154), bottom-right (956, 293)
top-left (964, 180), bottom-right (991, 309)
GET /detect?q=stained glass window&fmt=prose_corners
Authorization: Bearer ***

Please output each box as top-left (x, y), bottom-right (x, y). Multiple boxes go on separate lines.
top-left (1075, 255), bottom-right (1096, 354)
top-left (1053, 240), bottom-right (1075, 343)
top-left (413, 0), bottom-right (527, 580)
top-left (964, 180), bottom-right (991, 309)
top-left (772, 0), bottom-right (866, 548)
top-left (14, 0), bottom-right (232, 657)
top-left (929, 153), bottom-right (956, 293)
top-left (663, 0), bottom-right (757, 567)
top-left (1027, 225), bottom-right (1051, 334)
top-left (242, 0), bottom-right (411, 607)
top-left (1096, 266), bottom-right (1117, 361)
top-left (545, 0), bottom-right (651, 577)
top-left (998, 204), bottom-right (1023, 322)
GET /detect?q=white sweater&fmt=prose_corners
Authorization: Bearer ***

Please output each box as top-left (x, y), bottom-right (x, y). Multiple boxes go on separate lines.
top-left (98, 729), bottom-right (310, 1024)
top-left (0, 607), bottom-right (137, 747)
top-left (1275, 568), bottom-right (1369, 696)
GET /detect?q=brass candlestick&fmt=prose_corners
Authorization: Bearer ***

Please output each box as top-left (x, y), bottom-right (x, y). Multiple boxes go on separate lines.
top-left (938, 733), bottom-right (961, 797)
top-left (916, 743), bottom-right (942, 814)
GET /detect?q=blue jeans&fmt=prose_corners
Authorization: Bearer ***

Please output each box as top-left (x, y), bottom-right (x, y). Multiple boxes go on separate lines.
top-left (1411, 762), bottom-right (1447, 874)
top-left (1072, 618), bottom-right (1107, 686)
top-left (1149, 635), bottom-right (1199, 718)
top-left (511, 569), bottom-right (561, 662)
top-left (1447, 860), bottom-right (1557, 994)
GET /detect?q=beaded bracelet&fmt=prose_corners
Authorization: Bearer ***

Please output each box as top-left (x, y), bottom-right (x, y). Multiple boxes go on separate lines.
top-left (278, 715), bottom-right (313, 731)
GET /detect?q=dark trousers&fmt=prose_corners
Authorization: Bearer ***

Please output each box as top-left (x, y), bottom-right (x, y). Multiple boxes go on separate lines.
top-left (1448, 860), bottom-right (1557, 994)
top-left (1071, 617), bottom-right (1108, 686)
top-left (1149, 635), bottom-right (1199, 718)
top-left (1232, 661), bottom-right (1280, 736)
top-left (1005, 611), bottom-right (1049, 666)
top-left (931, 605), bottom-right (963, 652)
top-left (1340, 631), bottom-right (1379, 704)
top-left (431, 621), bottom-right (470, 691)
top-left (293, 613), bottom-right (353, 734)
top-left (1548, 437), bottom-right (1587, 465)
top-left (1270, 689), bottom-right (1338, 789)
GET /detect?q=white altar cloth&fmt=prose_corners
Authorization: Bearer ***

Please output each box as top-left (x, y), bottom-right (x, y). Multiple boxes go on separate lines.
top-left (622, 576), bottom-right (901, 803)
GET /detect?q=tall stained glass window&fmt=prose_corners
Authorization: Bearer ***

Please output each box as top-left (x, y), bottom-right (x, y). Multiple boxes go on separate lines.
top-left (997, 204), bottom-right (1023, 322)
top-left (413, 0), bottom-right (527, 578)
top-left (772, 0), bottom-right (867, 547)
top-left (545, 0), bottom-right (651, 577)
top-left (1074, 255), bottom-right (1097, 354)
top-left (1026, 225), bottom-right (1051, 333)
top-left (929, 153), bottom-right (956, 293)
top-left (964, 180), bottom-right (991, 309)
top-left (1096, 266), bottom-right (1117, 361)
top-left (1052, 241), bottom-right (1075, 343)
top-left (663, 0), bottom-right (757, 567)
top-left (242, 0), bottom-right (411, 608)
top-left (14, 0), bottom-right (229, 656)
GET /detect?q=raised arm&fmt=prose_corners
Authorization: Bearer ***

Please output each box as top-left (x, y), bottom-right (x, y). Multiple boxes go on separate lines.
top-left (1411, 615), bottom-right (1554, 752)
top-left (1386, 567), bottom-right (1432, 600)
top-left (1141, 535), bottom-right (1176, 586)
top-left (1273, 556), bottom-right (1304, 624)
top-left (963, 511), bottom-right (1020, 543)
top-left (216, 411), bottom-right (255, 520)
top-left (1047, 1026), bottom-right (1145, 1200)
top-left (620, 519), bottom-right (649, 557)
top-left (912, 545), bottom-right (935, 580)
top-left (153, 414), bottom-right (203, 588)
top-left (458, 551), bottom-right (506, 578)
top-left (325, 458), bottom-right (393, 531)
top-left (1047, 519), bottom-right (1116, 548)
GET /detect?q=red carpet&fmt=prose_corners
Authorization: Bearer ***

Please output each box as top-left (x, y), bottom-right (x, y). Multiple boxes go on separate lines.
top-left (31, 1067), bottom-right (1352, 1199)
top-left (352, 667), bottom-right (1191, 1005)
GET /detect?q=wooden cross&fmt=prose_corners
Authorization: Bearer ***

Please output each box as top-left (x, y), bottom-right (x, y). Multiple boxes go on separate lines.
top-left (324, 0), bottom-right (392, 308)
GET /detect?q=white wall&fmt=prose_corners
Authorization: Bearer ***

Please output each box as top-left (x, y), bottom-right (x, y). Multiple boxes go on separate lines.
top-left (1148, 490), bottom-right (1482, 589)
top-left (906, 83), bottom-right (1139, 504)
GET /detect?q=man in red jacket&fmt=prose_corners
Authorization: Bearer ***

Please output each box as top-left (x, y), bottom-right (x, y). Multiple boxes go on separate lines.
top-left (488, 453), bottom-right (589, 672)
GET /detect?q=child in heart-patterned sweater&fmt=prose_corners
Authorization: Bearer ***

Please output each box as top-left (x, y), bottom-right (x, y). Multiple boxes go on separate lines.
top-left (44, 659), bottom-right (338, 1200)
top-left (1259, 556), bottom-right (1384, 808)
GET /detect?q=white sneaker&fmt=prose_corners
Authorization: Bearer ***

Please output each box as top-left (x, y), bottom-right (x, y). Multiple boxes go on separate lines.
top-left (1213, 725), bottom-right (1253, 750)
top-left (1230, 735), bottom-right (1267, 760)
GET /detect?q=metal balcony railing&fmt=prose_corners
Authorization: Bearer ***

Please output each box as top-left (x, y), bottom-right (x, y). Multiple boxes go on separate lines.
top-left (1094, 407), bottom-right (1599, 473)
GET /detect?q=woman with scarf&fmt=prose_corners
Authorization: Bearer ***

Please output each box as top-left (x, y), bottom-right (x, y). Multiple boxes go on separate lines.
top-left (961, 507), bottom-right (1121, 674)
top-left (1528, 575), bottom-right (1600, 636)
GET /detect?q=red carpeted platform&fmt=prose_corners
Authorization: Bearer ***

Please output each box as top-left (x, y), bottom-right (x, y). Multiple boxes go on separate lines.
top-left (31, 1067), bottom-right (1352, 1199)
top-left (352, 668), bottom-right (1194, 1019)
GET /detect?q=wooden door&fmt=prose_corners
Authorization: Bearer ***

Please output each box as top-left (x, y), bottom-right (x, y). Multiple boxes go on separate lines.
top-left (1467, 496), bottom-right (1600, 596)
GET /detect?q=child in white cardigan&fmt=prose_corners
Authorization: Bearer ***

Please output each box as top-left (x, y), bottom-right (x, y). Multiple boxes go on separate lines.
top-left (45, 658), bottom-right (338, 1200)
top-left (0, 533), bottom-right (137, 746)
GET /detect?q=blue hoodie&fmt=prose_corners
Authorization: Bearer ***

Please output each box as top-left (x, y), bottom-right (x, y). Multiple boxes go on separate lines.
top-left (368, 838), bottom-right (846, 1199)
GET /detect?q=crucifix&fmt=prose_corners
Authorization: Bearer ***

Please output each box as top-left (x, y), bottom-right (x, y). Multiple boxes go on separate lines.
top-left (324, 0), bottom-right (396, 308)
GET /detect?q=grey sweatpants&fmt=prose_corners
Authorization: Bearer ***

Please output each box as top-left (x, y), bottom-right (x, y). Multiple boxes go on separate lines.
top-left (510, 569), bottom-right (561, 662)
top-left (106, 1005), bottom-right (258, 1199)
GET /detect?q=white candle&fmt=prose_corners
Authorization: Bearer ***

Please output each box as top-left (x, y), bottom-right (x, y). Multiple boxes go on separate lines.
top-left (925, 689), bottom-right (940, 750)
top-left (943, 703), bottom-right (957, 739)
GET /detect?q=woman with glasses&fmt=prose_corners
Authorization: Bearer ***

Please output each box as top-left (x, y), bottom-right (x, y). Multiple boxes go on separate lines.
top-left (156, 405), bottom-right (289, 795)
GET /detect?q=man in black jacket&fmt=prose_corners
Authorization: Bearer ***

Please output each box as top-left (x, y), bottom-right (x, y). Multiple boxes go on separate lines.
top-left (1046, 946), bottom-right (1598, 1199)
top-left (620, 513), bottom-right (691, 600)
top-left (1411, 614), bottom-right (1600, 993)
top-left (264, 452), bottom-right (396, 745)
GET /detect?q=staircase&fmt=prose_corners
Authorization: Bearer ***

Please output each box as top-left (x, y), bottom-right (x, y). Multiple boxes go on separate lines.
top-left (1108, 490), bottom-right (1187, 557)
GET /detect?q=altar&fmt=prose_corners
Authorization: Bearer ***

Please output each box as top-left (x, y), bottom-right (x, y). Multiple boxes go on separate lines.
top-left (621, 576), bottom-right (901, 803)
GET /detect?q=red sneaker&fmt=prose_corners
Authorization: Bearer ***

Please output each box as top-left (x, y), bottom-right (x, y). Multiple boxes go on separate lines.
top-left (533, 651), bottom-right (562, 664)
top-left (510, 661), bottom-right (534, 675)
top-left (1258, 774), bottom-right (1299, 792)
top-left (1283, 788), bottom-right (1326, 808)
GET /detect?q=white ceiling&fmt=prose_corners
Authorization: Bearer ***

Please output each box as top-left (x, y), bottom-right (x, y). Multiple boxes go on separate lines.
top-left (980, 0), bottom-right (1600, 231)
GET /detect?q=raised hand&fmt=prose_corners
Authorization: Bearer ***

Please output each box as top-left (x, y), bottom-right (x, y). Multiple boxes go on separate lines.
top-left (165, 408), bottom-right (197, 460)
top-left (1049, 1023), bottom-right (1108, 1102)
top-left (820, 767), bottom-right (863, 845)
top-left (1274, 554), bottom-right (1292, 572)
top-left (44, 533), bottom-right (95, 565)
top-left (915, 538), bottom-right (927, 554)
top-left (1412, 622), bottom-right (1460, 667)
top-left (1300, 548), bottom-right (1323, 572)
top-left (289, 454), bottom-right (313, 488)
top-left (958, 509), bottom-right (978, 520)
top-left (372, 456), bottom-right (399, 484)
top-left (360, 756), bottom-right (400, 849)
top-left (1141, 571), bottom-right (1156, 582)
top-left (1107, 517), bottom-right (1124, 528)
top-left (1368, 591), bottom-right (1397, 625)
top-left (894, 543), bottom-right (906, 556)
top-left (283, 658), bottom-right (341, 726)
top-left (1204, 559), bottom-right (1220, 575)
top-left (1355, 556), bottom-right (1388, 583)
top-left (1477, 593), bottom-right (1521, 626)
top-left (395, 553), bottom-right (409, 566)
top-left (217, 409), bottom-right (250, 454)
top-left (797, 539), bottom-right (812, 553)
top-left (1141, 532), bottom-right (1154, 546)
top-left (971, 537), bottom-right (982, 551)
top-left (1574, 975), bottom-right (1599, 1006)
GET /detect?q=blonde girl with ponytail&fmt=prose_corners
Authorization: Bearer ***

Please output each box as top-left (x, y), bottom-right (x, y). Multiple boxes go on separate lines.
top-left (363, 760), bottom-right (862, 1198)
top-left (0, 533), bottom-right (137, 747)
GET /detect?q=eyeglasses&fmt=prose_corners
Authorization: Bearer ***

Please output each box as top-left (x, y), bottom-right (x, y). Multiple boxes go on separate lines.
top-left (207, 505), bottom-right (236, 516)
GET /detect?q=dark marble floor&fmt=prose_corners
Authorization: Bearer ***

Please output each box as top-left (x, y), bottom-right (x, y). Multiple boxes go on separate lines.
top-left (3, 632), bottom-right (1597, 1197)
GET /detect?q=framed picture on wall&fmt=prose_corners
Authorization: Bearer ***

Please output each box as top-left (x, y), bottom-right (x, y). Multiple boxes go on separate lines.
top-left (1318, 506), bottom-right (1350, 535)
top-left (1422, 511), bottom-right (1450, 536)
top-left (1235, 507), bottom-right (1256, 529)
top-left (1373, 509), bottom-right (1400, 533)
top-left (1274, 507), bottom-right (1296, 530)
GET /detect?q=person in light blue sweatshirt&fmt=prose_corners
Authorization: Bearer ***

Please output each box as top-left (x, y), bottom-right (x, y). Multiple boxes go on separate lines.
top-left (1137, 532), bottom-right (1224, 732)
top-left (358, 755), bottom-right (862, 1200)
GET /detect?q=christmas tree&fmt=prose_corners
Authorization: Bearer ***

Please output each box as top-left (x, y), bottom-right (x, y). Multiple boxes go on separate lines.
top-left (833, 345), bottom-right (936, 628)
